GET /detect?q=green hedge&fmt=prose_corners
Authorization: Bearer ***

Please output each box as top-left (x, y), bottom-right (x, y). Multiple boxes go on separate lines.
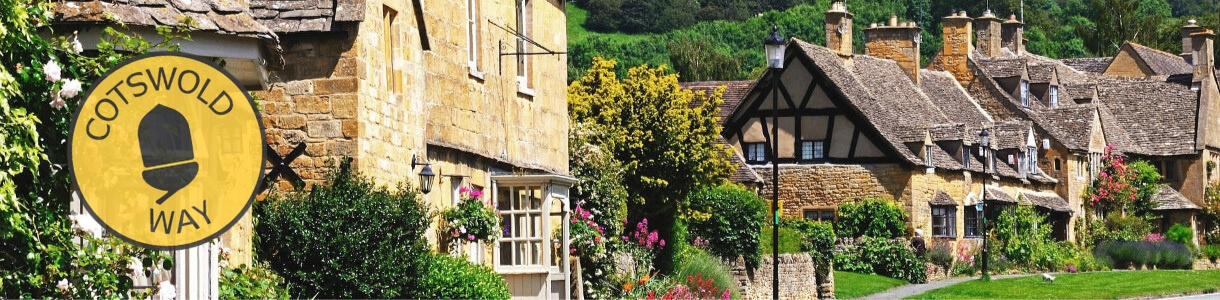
top-left (417, 254), bottom-right (510, 300)
top-left (835, 198), bottom-right (908, 239)
top-left (778, 217), bottom-right (835, 264)
top-left (254, 164), bottom-right (431, 298)
top-left (686, 184), bottom-right (767, 269)
top-left (834, 237), bottom-right (927, 283)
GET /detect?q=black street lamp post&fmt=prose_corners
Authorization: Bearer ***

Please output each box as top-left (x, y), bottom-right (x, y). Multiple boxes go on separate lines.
top-left (978, 128), bottom-right (990, 281)
top-left (763, 25), bottom-right (785, 300)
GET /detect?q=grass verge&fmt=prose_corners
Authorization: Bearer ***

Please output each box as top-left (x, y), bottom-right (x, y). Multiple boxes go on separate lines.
top-left (835, 271), bottom-right (908, 299)
top-left (907, 270), bottom-right (1220, 299)
top-left (758, 226), bottom-right (803, 254)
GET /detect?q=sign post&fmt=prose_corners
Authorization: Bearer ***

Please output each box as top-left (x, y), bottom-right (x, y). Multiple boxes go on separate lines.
top-left (69, 52), bottom-right (265, 250)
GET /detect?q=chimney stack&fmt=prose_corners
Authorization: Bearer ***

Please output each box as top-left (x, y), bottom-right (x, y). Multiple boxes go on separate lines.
top-left (1191, 29), bottom-right (1215, 84)
top-left (975, 10), bottom-right (1003, 58)
top-left (1001, 14), bottom-right (1025, 55)
top-left (865, 15), bottom-right (923, 84)
top-left (1182, 20), bottom-right (1208, 64)
top-left (932, 11), bottom-right (974, 84)
top-left (825, 1), bottom-right (853, 57)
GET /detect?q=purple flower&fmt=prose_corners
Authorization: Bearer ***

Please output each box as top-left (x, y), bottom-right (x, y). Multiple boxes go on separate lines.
top-left (467, 234), bottom-right (475, 241)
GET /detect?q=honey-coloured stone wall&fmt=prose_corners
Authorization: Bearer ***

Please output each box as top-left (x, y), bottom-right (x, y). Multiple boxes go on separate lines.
top-left (754, 164), bottom-right (909, 216)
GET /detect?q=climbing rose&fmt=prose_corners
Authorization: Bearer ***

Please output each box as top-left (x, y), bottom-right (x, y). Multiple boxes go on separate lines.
top-left (158, 281), bottom-right (176, 300)
top-left (70, 34), bottom-right (84, 53)
top-left (49, 93), bottom-right (66, 110)
top-left (69, 213), bottom-right (104, 238)
top-left (56, 279), bottom-right (70, 292)
top-left (44, 59), bottom-right (61, 82)
top-left (60, 78), bottom-right (82, 98)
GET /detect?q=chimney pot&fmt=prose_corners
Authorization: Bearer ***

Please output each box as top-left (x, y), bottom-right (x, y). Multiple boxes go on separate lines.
top-left (890, 15), bottom-right (898, 27)
top-left (1008, 14), bottom-right (1018, 22)
top-left (1189, 19), bottom-right (1197, 25)
top-left (959, 11), bottom-right (968, 17)
top-left (870, 23), bottom-right (878, 28)
top-left (983, 9), bottom-right (994, 18)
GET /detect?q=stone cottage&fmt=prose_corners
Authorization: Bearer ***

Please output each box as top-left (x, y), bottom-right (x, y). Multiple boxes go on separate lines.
top-left (688, 1), bottom-right (1219, 248)
top-left (52, 0), bottom-right (577, 298)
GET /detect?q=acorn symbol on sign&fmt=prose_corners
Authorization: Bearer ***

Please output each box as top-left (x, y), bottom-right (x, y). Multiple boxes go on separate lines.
top-left (139, 104), bottom-right (198, 204)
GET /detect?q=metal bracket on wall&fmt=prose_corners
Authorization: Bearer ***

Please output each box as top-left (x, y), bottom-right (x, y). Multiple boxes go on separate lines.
top-left (489, 20), bottom-right (566, 75)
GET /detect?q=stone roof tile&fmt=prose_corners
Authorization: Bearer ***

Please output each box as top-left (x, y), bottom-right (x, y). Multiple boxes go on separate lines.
top-left (1152, 185), bottom-right (1200, 210)
top-left (930, 190), bottom-right (957, 205)
top-left (53, 0), bottom-right (276, 38)
top-left (1060, 57), bottom-right (1113, 73)
top-left (1127, 42), bottom-right (1193, 76)
top-left (1022, 190), bottom-right (1072, 212)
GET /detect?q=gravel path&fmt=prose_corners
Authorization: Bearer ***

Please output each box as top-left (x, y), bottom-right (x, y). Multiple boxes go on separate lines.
top-left (855, 274), bottom-right (1032, 300)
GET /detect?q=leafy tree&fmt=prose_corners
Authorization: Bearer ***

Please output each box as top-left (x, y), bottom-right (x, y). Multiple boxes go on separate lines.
top-left (1076, 0), bottom-right (1169, 56)
top-left (684, 184), bottom-right (767, 269)
top-left (835, 197), bottom-right (909, 239)
top-left (667, 38), bottom-right (744, 82)
top-left (568, 57), bottom-right (733, 272)
top-left (583, 0), bottom-right (622, 32)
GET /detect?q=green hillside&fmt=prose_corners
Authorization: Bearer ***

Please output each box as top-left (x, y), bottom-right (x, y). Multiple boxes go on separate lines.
top-left (566, 0), bottom-right (1220, 83)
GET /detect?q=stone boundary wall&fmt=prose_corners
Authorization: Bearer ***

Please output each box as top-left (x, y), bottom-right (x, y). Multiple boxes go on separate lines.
top-left (730, 253), bottom-right (832, 299)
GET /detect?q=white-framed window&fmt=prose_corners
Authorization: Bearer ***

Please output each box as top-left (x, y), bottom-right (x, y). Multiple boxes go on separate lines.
top-left (963, 147), bottom-right (971, 168)
top-left (964, 206), bottom-right (982, 237)
top-left (745, 143), bottom-right (766, 163)
top-left (466, 0), bottom-right (480, 73)
top-left (931, 205), bottom-right (956, 237)
top-left (1020, 79), bottom-right (1030, 107)
top-left (1049, 85), bottom-right (1059, 107)
top-left (801, 140), bottom-right (824, 160)
top-left (925, 145), bottom-right (935, 167)
top-left (497, 185), bottom-right (545, 268)
top-left (1027, 146), bottom-right (1037, 174)
top-left (515, 0), bottom-right (531, 90)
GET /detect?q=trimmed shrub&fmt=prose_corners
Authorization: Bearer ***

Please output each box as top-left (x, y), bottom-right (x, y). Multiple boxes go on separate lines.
top-left (833, 251), bottom-right (873, 274)
top-left (778, 217), bottom-right (836, 264)
top-left (686, 184), bottom-right (767, 269)
top-left (760, 225), bottom-right (804, 255)
top-left (858, 237), bottom-right (927, 283)
top-left (417, 254), bottom-right (511, 300)
top-left (1167, 223), bottom-right (1194, 245)
top-left (835, 198), bottom-right (908, 239)
top-left (255, 164), bottom-right (430, 299)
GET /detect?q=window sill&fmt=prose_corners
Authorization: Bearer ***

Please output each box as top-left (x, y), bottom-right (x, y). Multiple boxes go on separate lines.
top-left (517, 85), bottom-right (535, 97)
top-left (932, 235), bottom-right (955, 238)
top-left (495, 266), bottom-right (549, 275)
top-left (468, 66), bottom-right (485, 81)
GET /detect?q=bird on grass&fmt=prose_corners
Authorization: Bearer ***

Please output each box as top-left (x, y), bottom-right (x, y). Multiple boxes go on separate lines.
top-left (1042, 273), bottom-right (1055, 282)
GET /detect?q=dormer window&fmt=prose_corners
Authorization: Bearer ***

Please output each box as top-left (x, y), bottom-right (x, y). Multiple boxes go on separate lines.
top-left (745, 143), bottom-right (767, 163)
top-left (1027, 146), bottom-right (1037, 174)
top-left (925, 145), bottom-right (935, 167)
top-left (1049, 85), bottom-right (1059, 107)
top-left (963, 147), bottom-right (971, 168)
top-left (1020, 79), bottom-right (1030, 107)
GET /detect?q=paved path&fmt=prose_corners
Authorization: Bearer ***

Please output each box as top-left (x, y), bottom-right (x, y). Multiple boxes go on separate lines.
top-left (856, 274), bottom-right (1031, 300)
top-left (1158, 293), bottom-right (1220, 300)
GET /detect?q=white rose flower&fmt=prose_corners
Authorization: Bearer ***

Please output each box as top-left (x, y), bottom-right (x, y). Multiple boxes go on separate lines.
top-left (44, 59), bottom-right (61, 82)
top-left (57, 279), bottom-right (70, 292)
top-left (69, 213), bottom-right (104, 239)
top-left (70, 33), bottom-right (84, 54)
top-left (48, 93), bottom-right (66, 110)
top-left (158, 281), bottom-right (177, 300)
top-left (60, 78), bottom-right (82, 99)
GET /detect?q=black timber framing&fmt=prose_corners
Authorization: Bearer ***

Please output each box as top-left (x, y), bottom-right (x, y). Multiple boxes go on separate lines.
top-left (721, 49), bottom-right (906, 165)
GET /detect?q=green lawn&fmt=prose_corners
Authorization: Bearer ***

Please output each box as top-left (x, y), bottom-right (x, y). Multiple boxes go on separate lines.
top-left (908, 270), bottom-right (1220, 299)
top-left (836, 271), bottom-right (908, 299)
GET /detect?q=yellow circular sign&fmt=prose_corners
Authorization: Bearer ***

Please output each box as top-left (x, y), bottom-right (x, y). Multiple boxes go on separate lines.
top-left (69, 52), bottom-right (265, 250)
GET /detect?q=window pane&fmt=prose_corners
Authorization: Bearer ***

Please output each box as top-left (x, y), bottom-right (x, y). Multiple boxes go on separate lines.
top-left (498, 187), bottom-right (511, 210)
top-left (814, 141), bottom-right (824, 159)
top-left (502, 215), bottom-right (513, 237)
top-left (500, 242), bottom-right (512, 266)
top-left (530, 186), bottom-right (542, 209)
top-left (531, 241), bottom-right (542, 265)
top-left (821, 211), bottom-right (834, 221)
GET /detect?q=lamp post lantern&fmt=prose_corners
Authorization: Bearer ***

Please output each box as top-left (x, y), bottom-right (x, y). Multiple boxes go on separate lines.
top-left (978, 128), bottom-right (990, 281)
top-left (763, 25), bottom-right (785, 300)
